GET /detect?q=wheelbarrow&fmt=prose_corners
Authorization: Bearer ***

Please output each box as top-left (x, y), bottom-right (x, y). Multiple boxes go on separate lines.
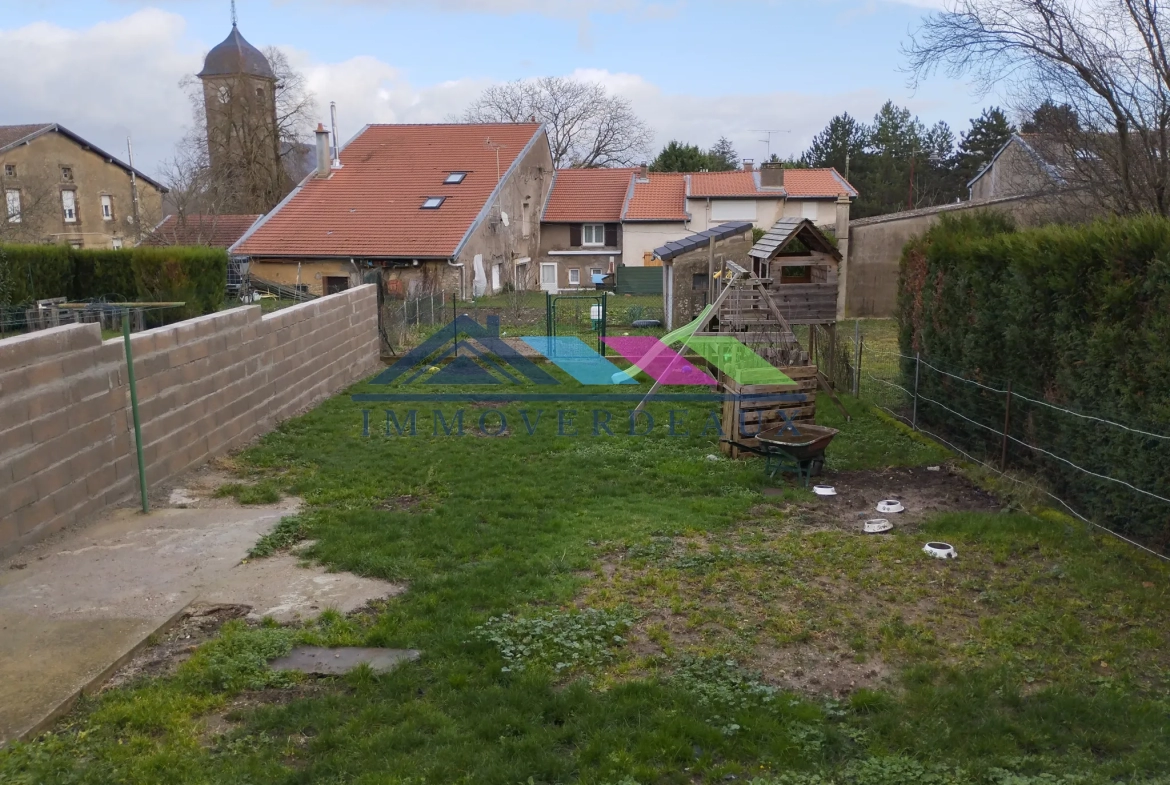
top-left (724, 422), bottom-right (839, 487)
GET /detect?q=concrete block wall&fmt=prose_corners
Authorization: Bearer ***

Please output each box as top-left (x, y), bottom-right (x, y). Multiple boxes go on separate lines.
top-left (0, 285), bottom-right (379, 557)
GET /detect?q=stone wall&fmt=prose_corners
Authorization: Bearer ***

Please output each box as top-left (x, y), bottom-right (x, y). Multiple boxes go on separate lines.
top-left (845, 192), bottom-right (1072, 317)
top-left (0, 285), bottom-right (379, 557)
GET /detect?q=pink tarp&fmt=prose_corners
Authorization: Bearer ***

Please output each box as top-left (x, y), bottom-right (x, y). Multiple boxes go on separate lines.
top-left (602, 336), bottom-right (718, 386)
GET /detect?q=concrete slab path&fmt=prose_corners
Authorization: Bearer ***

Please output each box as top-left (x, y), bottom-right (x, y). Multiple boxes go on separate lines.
top-left (0, 501), bottom-right (401, 746)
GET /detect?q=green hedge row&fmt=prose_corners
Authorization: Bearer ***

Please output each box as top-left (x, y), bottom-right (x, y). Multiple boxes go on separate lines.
top-left (0, 244), bottom-right (227, 322)
top-left (897, 213), bottom-right (1170, 546)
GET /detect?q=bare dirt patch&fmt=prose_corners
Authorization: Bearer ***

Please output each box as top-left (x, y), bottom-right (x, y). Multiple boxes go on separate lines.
top-left (761, 464), bottom-right (999, 534)
top-left (103, 604), bottom-right (252, 690)
top-left (581, 466), bottom-right (1001, 697)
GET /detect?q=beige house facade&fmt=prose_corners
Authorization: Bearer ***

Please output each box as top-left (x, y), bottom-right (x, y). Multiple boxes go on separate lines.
top-left (0, 124), bottom-right (165, 249)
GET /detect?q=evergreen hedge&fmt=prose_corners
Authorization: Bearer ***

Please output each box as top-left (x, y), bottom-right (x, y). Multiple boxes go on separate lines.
top-left (0, 244), bottom-right (227, 322)
top-left (898, 213), bottom-right (1170, 546)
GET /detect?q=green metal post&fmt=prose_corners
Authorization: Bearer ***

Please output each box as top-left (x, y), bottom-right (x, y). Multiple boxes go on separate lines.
top-left (122, 309), bottom-right (149, 513)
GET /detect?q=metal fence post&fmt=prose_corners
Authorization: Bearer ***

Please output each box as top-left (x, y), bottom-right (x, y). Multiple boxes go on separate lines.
top-left (122, 310), bottom-right (149, 514)
top-left (912, 352), bottom-right (921, 430)
top-left (853, 320), bottom-right (861, 397)
top-left (1001, 380), bottom-right (1014, 471)
top-left (855, 335), bottom-right (863, 399)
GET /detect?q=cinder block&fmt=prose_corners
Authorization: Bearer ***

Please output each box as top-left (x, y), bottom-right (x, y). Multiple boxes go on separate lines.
top-left (0, 516), bottom-right (19, 553)
top-left (85, 464), bottom-right (119, 500)
top-left (26, 387), bottom-right (70, 421)
top-left (50, 476), bottom-right (91, 516)
top-left (16, 497), bottom-right (55, 536)
top-left (31, 411), bottom-right (71, 444)
top-left (0, 475), bottom-right (37, 519)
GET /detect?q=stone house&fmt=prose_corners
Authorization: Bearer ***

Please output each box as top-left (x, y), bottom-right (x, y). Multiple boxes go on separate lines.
top-left (967, 133), bottom-right (1073, 200)
top-left (0, 124), bottom-right (166, 249)
top-left (232, 122), bottom-right (553, 299)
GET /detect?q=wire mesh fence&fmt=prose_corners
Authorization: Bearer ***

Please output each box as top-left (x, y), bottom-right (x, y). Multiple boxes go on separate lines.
top-left (843, 321), bottom-right (1170, 559)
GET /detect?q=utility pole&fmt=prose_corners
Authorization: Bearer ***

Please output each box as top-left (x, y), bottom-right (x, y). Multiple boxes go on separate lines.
top-left (127, 136), bottom-right (141, 235)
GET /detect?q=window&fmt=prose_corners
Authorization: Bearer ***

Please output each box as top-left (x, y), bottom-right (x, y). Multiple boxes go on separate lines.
top-left (61, 190), bottom-right (77, 223)
top-left (218, 85), bottom-right (231, 103)
top-left (582, 224), bottom-right (605, 246)
top-left (255, 87), bottom-right (264, 98)
top-left (111, 237), bottom-right (123, 250)
top-left (5, 189), bottom-right (20, 223)
top-left (693, 273), bottom-right (709, 291)
top-left (568, 268), bottom-right (580, 286)
top-left (101, 195), bottom-right (113, 221)
top-left (444, 172), bottom-right (467, 185)
top-left (61, 166), bottom-right (73, 182)
top-left (590, 268), bottom-right (602, 277)
top-left (3, 164), bottom-right (15, 177)
top-left (801, 201), bottom-right (819, 220)
top-left (421, 196), bottom-right (445, 209)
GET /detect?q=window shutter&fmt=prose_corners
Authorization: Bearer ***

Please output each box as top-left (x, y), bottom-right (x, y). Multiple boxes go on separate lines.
top-left (605, 223), bottom-right (618, 247)
top-left (569, 224), bottom-right (582, 247)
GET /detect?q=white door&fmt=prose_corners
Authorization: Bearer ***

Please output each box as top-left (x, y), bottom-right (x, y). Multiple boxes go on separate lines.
top-left (492, 263), bottom-right (501, 293)
top-left (540, 263), bottom-right (558, 293)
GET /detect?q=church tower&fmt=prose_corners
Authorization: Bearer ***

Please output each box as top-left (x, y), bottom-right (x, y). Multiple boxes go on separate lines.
top-left (197, 5), bottom-right (287, 212)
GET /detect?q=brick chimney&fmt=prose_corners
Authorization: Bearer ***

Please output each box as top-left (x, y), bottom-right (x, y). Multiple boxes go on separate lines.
top-left (637, 163), bottom-right (649, 182)
top-left (315, 123), bottom-right (331, 178)
top-left (760, 162), bottom-right (785, 188)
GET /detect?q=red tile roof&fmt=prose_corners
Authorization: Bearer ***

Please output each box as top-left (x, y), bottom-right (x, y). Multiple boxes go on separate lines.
top-left (779, 168), bottom-right (857, 198)
top-left (143, 214), bottom-right (262, 249)
top-left (541, 168), bottom-right (634, 222)
top-left (234, 123), bottom-right (545, 258)
top-left (689, 171), bottom-right (763, 197)
top-left (624, 173), bottom-right (689, 221)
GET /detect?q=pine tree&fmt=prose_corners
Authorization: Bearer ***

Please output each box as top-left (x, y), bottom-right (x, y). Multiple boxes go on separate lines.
top-left (957, 107), bottom-right (1015, 187)
top-left (1021, 101), bottom-right (1080, 135)
top-left (650, 141), bottom-right (710, 172)
top-left (706, 137), bottom-right (739, 171)
top-left (802, 112), bottom-right (868, 179)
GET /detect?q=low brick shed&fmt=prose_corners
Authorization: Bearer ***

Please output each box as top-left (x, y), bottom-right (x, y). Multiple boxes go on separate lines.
top-left (0, 285), bottom-right (380, 557)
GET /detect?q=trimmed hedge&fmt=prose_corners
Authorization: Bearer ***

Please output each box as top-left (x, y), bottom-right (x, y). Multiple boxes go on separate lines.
top-left (898, 213), bottom-right (1170, 546)
top-left (0, 244), bottom-right (227, 322)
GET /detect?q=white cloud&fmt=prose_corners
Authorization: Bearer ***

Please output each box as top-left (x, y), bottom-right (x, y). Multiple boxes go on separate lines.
top-left (0, 8), bottom-right (962, 184)
top-left (0, 9), bottom-right (199, 177)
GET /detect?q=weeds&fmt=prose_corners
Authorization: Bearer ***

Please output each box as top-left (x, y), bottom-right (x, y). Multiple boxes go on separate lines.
top-left (472, 608), bottom-right (637, 674)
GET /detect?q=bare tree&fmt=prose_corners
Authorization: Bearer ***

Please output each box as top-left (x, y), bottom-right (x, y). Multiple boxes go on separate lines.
top-left (0, 162), bottom-right (60, 244)
top-left (905, 0), bottom-right (1170, 216)
top-left (463, 77), bottom-right (653, 168)
top-left (171, 45), bottom-right (317, 217)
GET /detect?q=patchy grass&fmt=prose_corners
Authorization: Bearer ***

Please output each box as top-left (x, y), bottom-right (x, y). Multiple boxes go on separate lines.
top-left (3, 370), bottom-right (1169, 785)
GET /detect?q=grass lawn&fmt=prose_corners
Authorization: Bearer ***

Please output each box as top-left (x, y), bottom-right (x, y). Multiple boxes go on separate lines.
top-left (3, 366), bottom-right (1169, 785)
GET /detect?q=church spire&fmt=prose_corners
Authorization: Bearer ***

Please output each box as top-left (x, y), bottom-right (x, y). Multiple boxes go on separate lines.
top-left (231, 0), bottom-right (238, 27)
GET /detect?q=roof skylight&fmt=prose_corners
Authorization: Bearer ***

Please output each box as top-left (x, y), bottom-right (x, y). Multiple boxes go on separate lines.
top-left (421, 197), bottom-right (446, 209)
top-left (444, 172), bottom-right (468, 185)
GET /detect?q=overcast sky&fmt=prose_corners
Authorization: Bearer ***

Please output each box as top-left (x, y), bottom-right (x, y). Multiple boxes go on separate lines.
top-left (0, 0), bottom-right (1003, 180)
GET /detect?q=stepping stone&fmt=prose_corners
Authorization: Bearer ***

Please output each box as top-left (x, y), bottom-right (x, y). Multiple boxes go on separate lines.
top-left (269, 647), bottom-right (420, 675)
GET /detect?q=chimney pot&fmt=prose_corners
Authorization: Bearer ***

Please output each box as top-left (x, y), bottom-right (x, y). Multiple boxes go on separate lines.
top-left (742, 159), bottom-right (754, 172)
top-left (637, 163), bottom-right (649, 181)
top-left (315, 124), bottom-right (331, 179)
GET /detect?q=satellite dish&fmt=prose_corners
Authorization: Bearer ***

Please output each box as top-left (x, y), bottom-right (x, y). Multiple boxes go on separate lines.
top-left (501, 211), bottom-right (510, 227)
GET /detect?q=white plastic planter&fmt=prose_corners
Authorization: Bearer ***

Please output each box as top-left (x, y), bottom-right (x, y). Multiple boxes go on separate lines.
top-left (923, 542), bottom-right (958, 559)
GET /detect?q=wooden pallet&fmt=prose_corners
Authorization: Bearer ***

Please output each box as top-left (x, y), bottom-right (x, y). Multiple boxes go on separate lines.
top-left (719, 367), bottom-right (818, 459)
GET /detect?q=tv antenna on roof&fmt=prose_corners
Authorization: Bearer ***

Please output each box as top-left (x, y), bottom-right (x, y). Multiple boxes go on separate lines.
top-left (484, 138), bottom-right (504, 184)
top-left (750, 129), bottom-right (792, 160)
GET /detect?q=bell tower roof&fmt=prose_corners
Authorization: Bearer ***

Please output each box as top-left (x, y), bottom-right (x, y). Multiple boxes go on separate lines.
top-left (198, 24), bottom-right (275, 80)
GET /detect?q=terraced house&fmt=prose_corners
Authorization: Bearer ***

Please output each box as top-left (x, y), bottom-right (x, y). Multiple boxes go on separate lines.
top-left (538, 162), bottom-right (857, 293)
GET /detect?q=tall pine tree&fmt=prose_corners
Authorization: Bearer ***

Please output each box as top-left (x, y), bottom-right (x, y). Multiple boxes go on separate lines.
top-left (801, 112), bottom-right (868, 180)
top-left (957, 107), bottom-right (1014, 189)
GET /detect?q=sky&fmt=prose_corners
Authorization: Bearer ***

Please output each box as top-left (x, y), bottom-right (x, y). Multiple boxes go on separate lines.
top-left (0, 0), bottom-right (1005, 181)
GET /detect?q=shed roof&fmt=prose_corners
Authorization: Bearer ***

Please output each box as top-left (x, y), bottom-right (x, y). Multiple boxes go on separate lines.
top-left (653, 221), bottom-right (753, 262)
top-left (748, 217), bottom-right (841, 262)
top-left (142, 214), bottom-right (263, 249)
